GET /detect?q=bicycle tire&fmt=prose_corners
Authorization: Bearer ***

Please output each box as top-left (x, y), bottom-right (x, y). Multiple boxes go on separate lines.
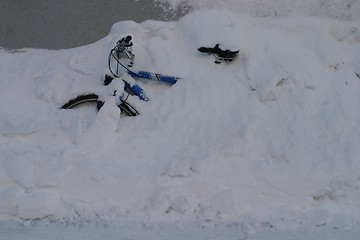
top-left (61, 94), bottom-right (99, 109)
top-left (60, 94), bottom-right (139, 116)
top-left (119, 101), bottom-right (140, 116)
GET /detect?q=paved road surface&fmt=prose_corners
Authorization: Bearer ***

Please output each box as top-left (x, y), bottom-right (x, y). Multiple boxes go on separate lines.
top-left (0, 0), bottom-right (185, 49)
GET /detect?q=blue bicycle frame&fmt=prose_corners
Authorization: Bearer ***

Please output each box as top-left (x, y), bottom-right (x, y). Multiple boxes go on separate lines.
top-left (108, 40), bottom-right (180, 86)
top-left (128, 70), bottom-right (179, 85)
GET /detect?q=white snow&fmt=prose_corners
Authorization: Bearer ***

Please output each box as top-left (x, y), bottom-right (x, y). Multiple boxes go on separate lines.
top-left (1, 0), bottom-right (360, 239)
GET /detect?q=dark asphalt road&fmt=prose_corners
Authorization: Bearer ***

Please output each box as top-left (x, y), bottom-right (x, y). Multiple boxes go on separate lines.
top-left (0, 0), bottom-right (187, 49)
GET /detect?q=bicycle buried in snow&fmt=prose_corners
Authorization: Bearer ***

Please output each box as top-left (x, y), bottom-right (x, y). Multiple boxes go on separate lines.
top-left (60, 35), bottom-right (180, 116)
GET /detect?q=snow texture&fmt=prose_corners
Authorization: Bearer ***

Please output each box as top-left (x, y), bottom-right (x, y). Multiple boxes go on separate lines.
top-left (1, 0), bottom-right (360, 239)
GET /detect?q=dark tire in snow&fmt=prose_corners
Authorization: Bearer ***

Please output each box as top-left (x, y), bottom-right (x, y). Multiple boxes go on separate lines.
top-left (61, 94), bottom-right (139, 116)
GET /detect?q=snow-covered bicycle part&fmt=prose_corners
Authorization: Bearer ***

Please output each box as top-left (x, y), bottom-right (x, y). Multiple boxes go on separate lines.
top-left (108, 36), bottom-right (180, 85)
top-left (198, 44), bottom-right (239, 64)
top-left (104, 74), bottom-right (149, 102)
top-left (61, 36), bottom-right (178, 116)
top-left (60, 94), bottom-right (139, 117)
top-left (115, 35), bottom-right (134, 64)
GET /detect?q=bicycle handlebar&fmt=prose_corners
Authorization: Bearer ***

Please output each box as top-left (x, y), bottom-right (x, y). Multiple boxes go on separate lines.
top-left (117, 35), bottom-right (133, 47)
top-left (123, 35), bottom-right (132, 43)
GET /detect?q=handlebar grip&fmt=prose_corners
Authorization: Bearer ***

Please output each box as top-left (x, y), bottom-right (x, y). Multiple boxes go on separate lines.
top-left (123, 35), bottom-right (132, 43)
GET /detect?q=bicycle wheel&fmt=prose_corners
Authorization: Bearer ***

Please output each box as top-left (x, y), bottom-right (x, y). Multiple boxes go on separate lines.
top-left (61, 94), bottom-right (139, 116)
top-left (61, 94), bottom-right (99, 109)
top-left (118, 101), bottom-right (139, 116)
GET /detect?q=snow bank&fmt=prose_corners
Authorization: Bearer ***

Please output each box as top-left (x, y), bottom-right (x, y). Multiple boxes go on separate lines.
top-left (157, 0), bottom-right (360, 20)
top-left (1, 4), bottom-right (360, 234)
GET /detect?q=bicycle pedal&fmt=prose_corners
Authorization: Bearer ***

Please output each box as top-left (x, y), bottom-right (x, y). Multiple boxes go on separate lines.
top-left (97, 101), bottom-right (105, 111)
top-left (104, 74), bottom-right (114, 86)
top-left (127, 61), bottom-right (134, 68)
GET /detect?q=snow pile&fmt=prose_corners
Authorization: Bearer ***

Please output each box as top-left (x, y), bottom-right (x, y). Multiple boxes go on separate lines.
top-left (1, 4), bottom-right (360, 235)
top-left (157, 0), bottom-right (360, 20)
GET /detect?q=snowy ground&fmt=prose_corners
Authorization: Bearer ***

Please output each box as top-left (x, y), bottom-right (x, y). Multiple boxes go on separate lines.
top-left (1, 0), bottom-right (360, 239)
top-left (1, 220), bottom-right (359, 240)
